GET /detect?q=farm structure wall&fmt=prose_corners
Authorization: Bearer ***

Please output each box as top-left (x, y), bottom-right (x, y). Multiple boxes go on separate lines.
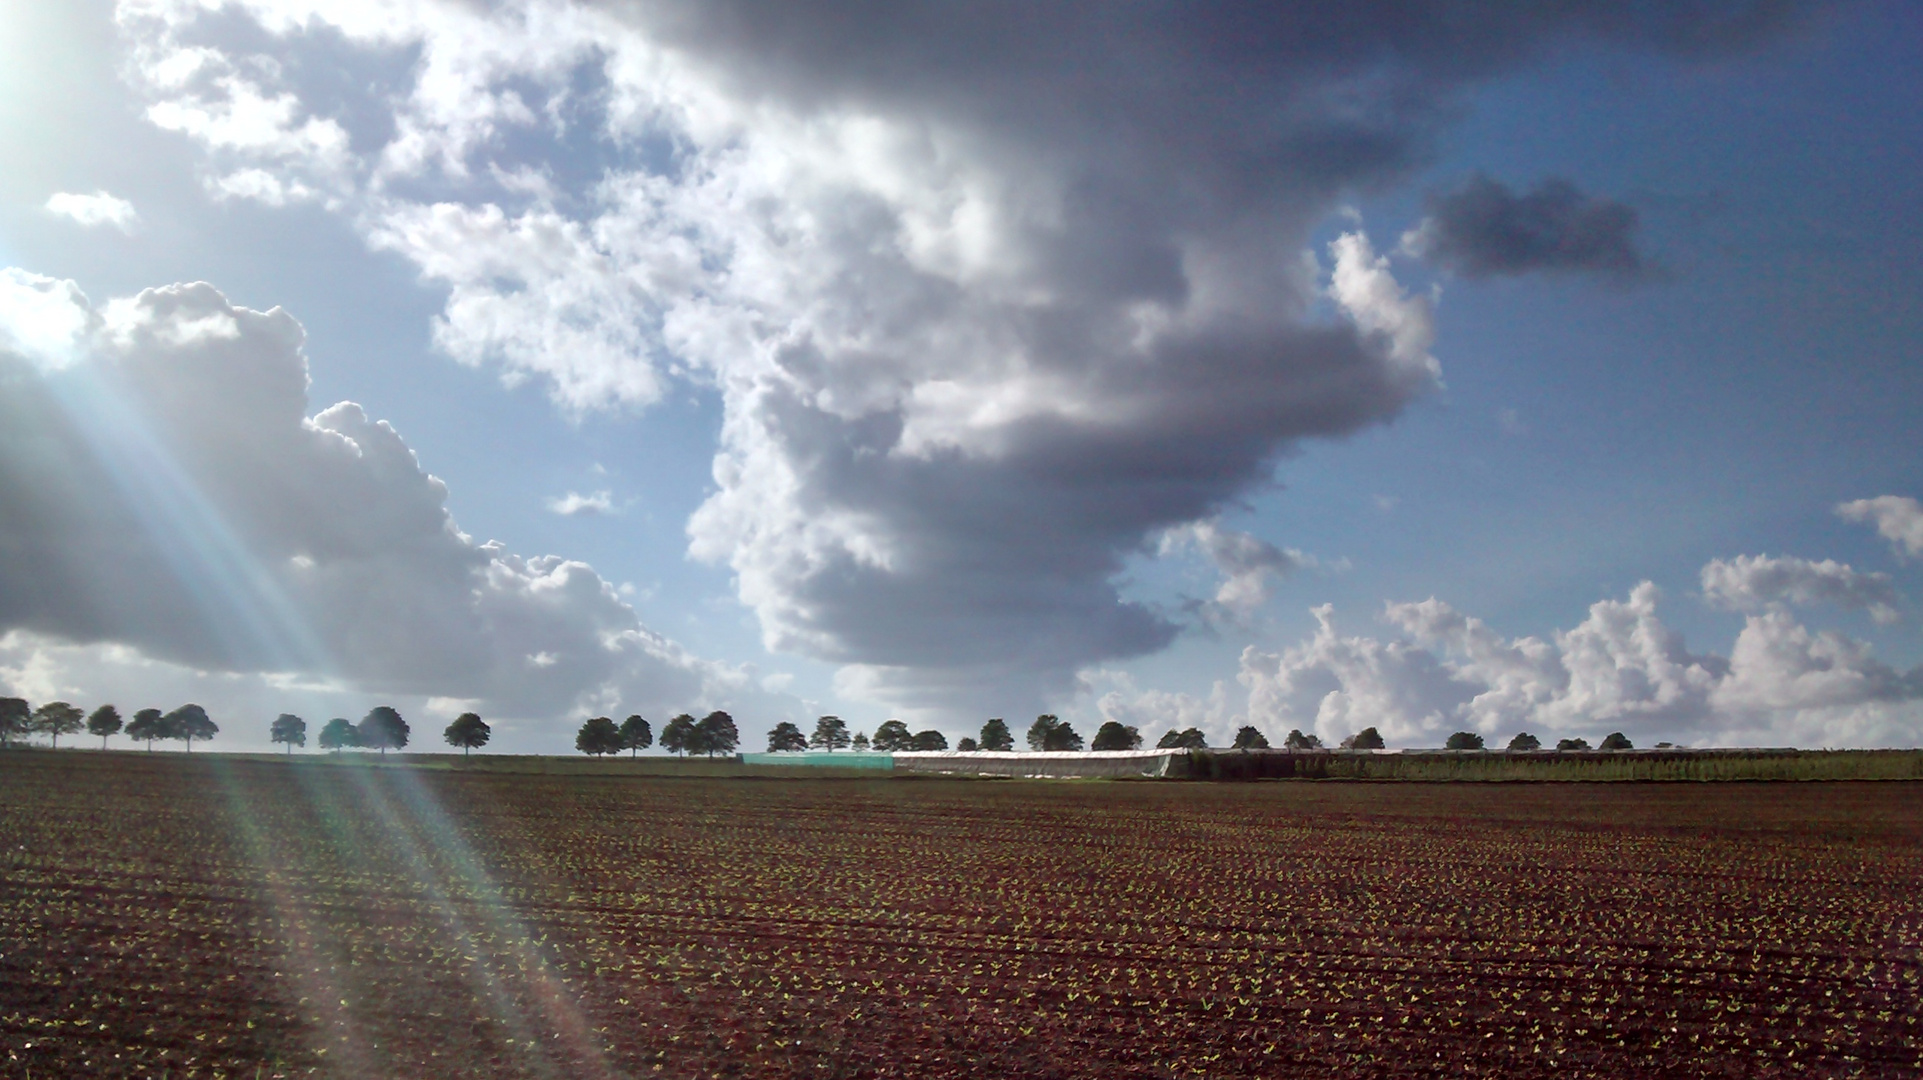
top-left (738, 752), bottom-right (896, 770)
top-left (1178, 748), bottom-right (1923, 782)
top-left (890, 750), bottom-right (1181, 779)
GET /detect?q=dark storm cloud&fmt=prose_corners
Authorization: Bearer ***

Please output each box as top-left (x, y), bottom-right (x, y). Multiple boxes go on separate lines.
top-left (1406, 174), bottom-right (1651, 280)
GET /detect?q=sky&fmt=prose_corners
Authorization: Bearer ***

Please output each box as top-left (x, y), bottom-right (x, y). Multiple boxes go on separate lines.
top-left (0, 0), bottom-right (1918, 754)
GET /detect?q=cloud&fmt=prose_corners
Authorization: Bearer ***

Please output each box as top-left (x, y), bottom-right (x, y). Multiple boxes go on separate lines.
top-left (1240, 580), bottom-right (1921, 748)
top-left (1160, 520), bottom-right (1317, 625)
top-left (0, 270), bottom-right (801, 740)
top-left (45, 191), bottom-right (140, 233)
top-left (113, 0), bottom-right (1809, 719)
top-left (1402, 174), bottom-right (1648, 280)
top-left (1838, 496), bottom-right (1923, 559)
top-left (546, 490), bottom-right (614, 516)
top-left (1701, 553), bottom-right (1901, 624)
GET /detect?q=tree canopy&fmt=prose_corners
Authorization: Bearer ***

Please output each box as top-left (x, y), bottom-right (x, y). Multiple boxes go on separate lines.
top-left (871, 720), bottom-right (913, 752)
top-left (445, 712), bottom-right (491, 756)
top-left (270, 713), bottom-right (307, 753)
top-left (809, 715), bottom-right (851, 751)
top-left (618, 715), bottom-right (652, 756)
top-left (1507, 732), bottom-right (1542, 751)
top-left (87, 705), bottom-right (123, 749)
top-left (1283, 728), bottom-right (1322, 750)
top-left (850, 732), bottom-right (870, 751)
top-left (1027, 714), bottom-right (1083, 751)
top-left (909, 729), bottom-right (948, 751)
top-left (1232, 725), bottom-right (1270, 750)
top-left (661, 714), bottom-right (697, 756)
top-left (1343, 727), bottom-right (1385, 750)
top-left (1445, 731), bottom-right (1485, 751)
top-left (318, 717), bottom-right (359, 752)
top-left (126, 708), bottom-right (167, 750)
top-left (696, 711), bottom-right (739, 757)
top-left (0, 698), bottom-right (29, 747)
top-left (978, 717), bottom-right (1014, 752)
top-left (1556, 737), bottom-right (1591, 751)
top-left (1091, 721), bottom-right (1142, 751)
top-left (767, 721), bottom-right (809, 752)
top-left (1599, 731), bottom-right (1634, 751)
top-left (576, 716), bottom-right (623, 756)
top-left (956, 736), bottom-right (979, 752)
top-left (359, 707), bottom-right (409, 755)
top-left (33, 701), bottom-right (85, 749)
top-left (165, 705), bottom-right (218, 751)
top-left (1157, 727), bottom-right (1207, 749)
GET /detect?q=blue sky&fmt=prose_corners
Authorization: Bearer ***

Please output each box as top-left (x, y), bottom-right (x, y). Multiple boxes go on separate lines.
top-left (0, 1), bottom-right (1918, 752)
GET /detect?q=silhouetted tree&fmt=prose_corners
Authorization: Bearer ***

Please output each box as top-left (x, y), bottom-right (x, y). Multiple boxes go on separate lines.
top-left (1232, 725), bottom-right (1270, 750)
top-left (1342, 727), bottom-right (1385, 750)
top-left (910, 729), bottom-right (949, 751)
top-left (871, 719), bottom-right (914, 751)
top-left (1028, 715), bottom-right (1083, 751)
top-left (33, 701), bottom-right (84, 749)
top-left (359, 707), bottom-right (409, 756)
top-left (270, 713), bottom-right (306, 754)
top-left (810, 715), bottom-right (851, 751)
top-left (1599, 731), bottom-right (1634, 751)
top-left (850, 732), bottom-right (870, 751)
top-left (979, 717), bottom-right (1014, 752)
top-left (1091, 721), bottom-right (1142, 751)
top-left (87, 705), bottom-right (123, 750)
top-left (661, 714), bottom-right (697, 756)
top-left (0, 698), bottom-right (29, 748)
top-left (1556, 737), bottom-right (1590, 751)
top-left (767, 721), bottom-right (809, 752)
top-left (1283, 728), bottom-right (1322, 750)
top-left (618, 715), bottom-right (652, 756)
top-left (318, 717), bottom-right (359, 753)
top-left (697, 711), bottom-right (739, 757)
top-left (445, 713), bottom-right (491, 757)
top-left (1507, 732), bottom-right (1542, 751)
top-left (956, 736), bottom-right (979, 752)
top-left (166, 705), bottom-right (217, 751)
top-left (576, 716), bottom-right (623, 756)
top-left (1157, 727), bottom-right (1207, 749)
top-left (1445, 731), bottom-right (1485, 751)
top-left (126, 708), bottom-right (166, 751)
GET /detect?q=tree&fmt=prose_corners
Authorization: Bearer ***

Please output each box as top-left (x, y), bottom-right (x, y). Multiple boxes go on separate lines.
top-left (956, 736), bottom-right (979, 752)
top-left (1025, 715), bottom-right (1083, 752)
top-left (577, 716), bottom-right (623, 756)
top-left (32, 701), bottom-right (84, 749)
top-left (359, 706), bottom-right (409, 756)
top-left (1342, 727), bottom-right (1385, 750)
top-left (1283, 728), bottom-right (1322, 750)
top-left (1091, 721), bottom-right (1142, 751)
top-left (126, 708), bottom-right (166, 751)
top-left (979, 717), bottom-right (1014, 752)
top-left (1232, 725), bottom-right (1270, 750)
top-left (871, 719), bottom-right (914, 751)
top-left (1599, 731), bottom-right (1634, 751)
top-left (767, 721), bottom-right (809, 752)
top-left (0, 698), bottom-right (29, 748)
top-left (809, 715), bottom-right (851, 752)
top-left (445, 713), bottom-right (491, 756)
top-left (661, 714), bottom-right (698, 756)
top-left (1444, 731), bottom-right (1485, 751)
top-left (696, 711), bottom-right (739, 757)
top-left (850, 732), bottom-right (870, 751)
top-left (910, 729), bottom-right (949, 751)
top-left (318, 717), bottom-right (359, 753)
top-left (1156, 727), bottom-right (1207, 749)
top-left (87, 705), bottom-right (123, 750)
top-left (1556, 737), bottom-right (1590, 752)
top-left (618, 715), bottom-right (652, 756)
top-left (1507, 732), bottom-right (1542, 751)
top-left (270, 713), bottom-right (307, 754)
top-left (166, 705), bottom-right (217, 751)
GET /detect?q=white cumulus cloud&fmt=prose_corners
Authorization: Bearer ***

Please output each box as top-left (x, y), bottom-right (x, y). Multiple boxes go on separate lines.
top-left (546, 490), bottom-right (613, 516)
top-left (1838, 496), bottom-right (1923, 560)
top-left (45, 191), bottom-right (140, 232)
top-left (1701, 553), bottom-right (1901, 624)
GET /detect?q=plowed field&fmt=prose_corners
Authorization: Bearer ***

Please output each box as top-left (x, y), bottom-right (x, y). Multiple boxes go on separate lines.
top-left (3, 752), bottom-right (1920, 1078)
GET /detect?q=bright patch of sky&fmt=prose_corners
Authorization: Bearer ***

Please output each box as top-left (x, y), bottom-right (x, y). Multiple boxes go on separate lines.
top-left (0, 1), bottom-right (1917, 752)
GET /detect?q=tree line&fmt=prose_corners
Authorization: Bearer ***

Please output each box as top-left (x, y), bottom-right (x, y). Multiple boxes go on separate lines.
top-left (0, 699), bottom-right (217, 752)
